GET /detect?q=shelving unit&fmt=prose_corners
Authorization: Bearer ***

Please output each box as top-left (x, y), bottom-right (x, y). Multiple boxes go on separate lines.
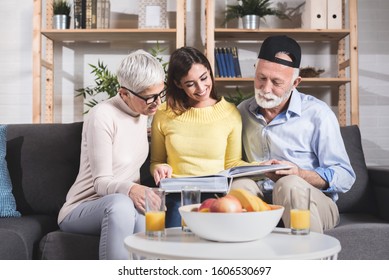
top-left (205, 0), bottom-right (359, 126)
top-left (32, 0), bottom-right (186, 123)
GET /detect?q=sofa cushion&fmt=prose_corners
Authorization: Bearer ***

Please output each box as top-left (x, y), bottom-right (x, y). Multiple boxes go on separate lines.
top-left (40, 231), bottom-right (99, 260)
top-left (6, 123), bottom-right (83, 215)
top-left (0, 229), bottom-right (28, 260)
top-left (326, 213), bottom-right (389, 259)
top-left (0, 215), bottom-right (58, 259)
top-left (0, 125), bottom-right (21, 218)
top-left (337, 125), bottom-right (377, 214)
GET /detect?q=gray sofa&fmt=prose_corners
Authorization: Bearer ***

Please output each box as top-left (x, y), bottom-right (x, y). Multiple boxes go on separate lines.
top-left (1, 122), bottom-right (388, 259)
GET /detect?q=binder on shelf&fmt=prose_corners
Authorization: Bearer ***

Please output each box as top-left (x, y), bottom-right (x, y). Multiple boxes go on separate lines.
top-left (301, 0), bottom-right (327, 29)
top-left (327, 0), bottom-right (342, 29)
top-left (231, 47), bottom-right (242, 78)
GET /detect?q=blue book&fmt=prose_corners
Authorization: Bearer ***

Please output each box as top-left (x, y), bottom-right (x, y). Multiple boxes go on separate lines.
top-left (226, 47), bottom-right (236, 77)
top-left (215, 48), bottom-right (227, 77)
top-left (221, 48), bottom-right (232, 77)
top-left (232, 47), bottom-right (242, 78)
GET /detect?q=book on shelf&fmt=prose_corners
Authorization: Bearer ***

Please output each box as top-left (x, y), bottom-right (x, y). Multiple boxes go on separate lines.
top-left (91, 0), bottom-right (97, 29)
top-left (159, 164), bottom-right (291, 193)
top-left (73, 0), bottom-right (110, 29)
top-left (221, 48), bottom-right (232, 77)
top-left (215, 47), bottom-right (227, 78)
top-left (73, 0), bottom-right (83, 29)
top-left (231, 47), bottom-right (242, 78)
top-left (225, 47), bottom-right (236, 78)
top-left (214, 47), bottom-right (242, 78)
top-left (85, 0), bottom-right (93, 29)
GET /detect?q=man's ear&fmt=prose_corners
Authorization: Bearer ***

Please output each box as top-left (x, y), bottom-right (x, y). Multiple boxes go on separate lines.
top-left (293, 76), bottom-right (302, 88)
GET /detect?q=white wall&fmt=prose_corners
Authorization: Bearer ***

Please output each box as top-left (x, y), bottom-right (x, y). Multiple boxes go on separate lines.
top-left (0, 0), bottom-right (388, 166)
top-left (357, 0), bottom-right (389, 166)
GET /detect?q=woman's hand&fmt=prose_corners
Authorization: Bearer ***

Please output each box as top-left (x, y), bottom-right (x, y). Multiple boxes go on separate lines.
top-left (153, 164), bottom-right (173, 186)
top-left (128, 184), bottom-right (148, 213)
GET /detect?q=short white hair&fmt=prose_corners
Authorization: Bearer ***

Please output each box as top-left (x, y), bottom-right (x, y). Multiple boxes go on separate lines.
top-left (255, 58), bottom-right (300, 85)
top-left (117, 49), bottom-right (165, 93)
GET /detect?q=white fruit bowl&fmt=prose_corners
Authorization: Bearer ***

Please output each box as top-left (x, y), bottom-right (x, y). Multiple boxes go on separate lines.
top-left (178, 204), bottom-right (284, 242)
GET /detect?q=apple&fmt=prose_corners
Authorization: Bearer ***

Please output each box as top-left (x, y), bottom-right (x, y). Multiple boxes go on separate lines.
top-left (209, 195), bottom-right (243, 213)
top-left (198, 198), bottom-right (217, 212)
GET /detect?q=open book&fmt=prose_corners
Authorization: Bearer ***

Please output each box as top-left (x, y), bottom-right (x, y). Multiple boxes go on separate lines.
top-left (159, 164), bottom-right (291, 193)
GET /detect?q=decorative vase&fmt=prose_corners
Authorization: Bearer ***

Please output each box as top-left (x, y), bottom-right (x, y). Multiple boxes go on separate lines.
top-left (242, 15), bottom-right (260, 29)
top-left (52, 15), bottom-right (70, 29)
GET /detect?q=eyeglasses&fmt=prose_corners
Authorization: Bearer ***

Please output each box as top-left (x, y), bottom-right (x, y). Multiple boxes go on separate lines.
top-left (121, 86), bottom-right (167, 105)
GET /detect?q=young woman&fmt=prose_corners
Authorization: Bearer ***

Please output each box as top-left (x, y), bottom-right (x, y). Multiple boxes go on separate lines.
top-left (58, 50), bottom-right (166, 259)
top-left (150, 47), bottom-right (251, 226)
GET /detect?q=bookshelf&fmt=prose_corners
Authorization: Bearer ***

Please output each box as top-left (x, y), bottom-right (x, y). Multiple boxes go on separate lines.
top-left (205, 0), bottom-right (359, 126)
top-left (32, 0), bottom-right (186, 123)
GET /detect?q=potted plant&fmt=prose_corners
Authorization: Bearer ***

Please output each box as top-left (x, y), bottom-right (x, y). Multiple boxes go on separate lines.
top-left (224, 0), bottom-right (288, 29)
top-left (52, 0), bottom-right (71, 29)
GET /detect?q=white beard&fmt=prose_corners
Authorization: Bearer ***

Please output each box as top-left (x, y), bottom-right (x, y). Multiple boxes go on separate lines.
top-left (254, 88), bottom-right (292, 109)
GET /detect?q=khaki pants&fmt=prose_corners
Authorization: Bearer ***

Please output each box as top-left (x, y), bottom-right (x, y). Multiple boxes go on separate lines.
top-left (231, 175), bottom-right (339, 233)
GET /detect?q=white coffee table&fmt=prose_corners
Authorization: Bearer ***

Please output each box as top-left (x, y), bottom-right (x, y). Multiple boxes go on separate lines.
top-left (124, 227), bottom-right (341, 260)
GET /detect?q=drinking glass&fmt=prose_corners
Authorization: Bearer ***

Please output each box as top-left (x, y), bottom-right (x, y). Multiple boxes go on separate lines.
top-left (290, 187), bottom-right (311, 235)
top-left (181, 186), bottom-right (201, 232)
top-left (145, 188), bottom-right (166, 239)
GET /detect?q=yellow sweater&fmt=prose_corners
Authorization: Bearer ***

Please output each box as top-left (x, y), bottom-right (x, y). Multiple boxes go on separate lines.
top-left (150, 97), bottom-right (249, 177)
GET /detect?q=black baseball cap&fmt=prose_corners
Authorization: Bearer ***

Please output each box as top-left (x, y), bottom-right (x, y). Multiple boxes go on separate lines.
top-left (258, 35), bottom-right (301, 68)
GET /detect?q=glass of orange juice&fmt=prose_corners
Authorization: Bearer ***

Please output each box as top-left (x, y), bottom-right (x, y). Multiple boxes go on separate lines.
top-left (290, 187), bottom-right (311, 235)
top-left (181, 186), bottom-right (201, 232)
top-left (145, 188), bottom-right (166, 239)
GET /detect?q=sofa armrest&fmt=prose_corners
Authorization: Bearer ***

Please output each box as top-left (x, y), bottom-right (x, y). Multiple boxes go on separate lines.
top-left (368, 166), bottom-right (389, 222)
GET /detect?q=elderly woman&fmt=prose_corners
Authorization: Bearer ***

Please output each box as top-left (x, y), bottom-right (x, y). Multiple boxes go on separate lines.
top-left (58, 50), bottom-right (166, 259)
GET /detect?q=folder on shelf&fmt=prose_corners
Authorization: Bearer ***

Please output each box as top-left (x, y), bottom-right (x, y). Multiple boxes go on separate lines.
top-left (327, 0), bottom-right (342, 29)
top-left (301, 0), bottom-right (327, 29)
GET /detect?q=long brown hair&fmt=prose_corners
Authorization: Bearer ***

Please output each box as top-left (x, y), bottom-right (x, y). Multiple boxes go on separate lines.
top-left (166, 47), bottom-right (219, 115)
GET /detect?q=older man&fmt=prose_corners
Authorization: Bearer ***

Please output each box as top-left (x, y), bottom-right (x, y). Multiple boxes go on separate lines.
top-left (237, 35), bottom-right (355, 233)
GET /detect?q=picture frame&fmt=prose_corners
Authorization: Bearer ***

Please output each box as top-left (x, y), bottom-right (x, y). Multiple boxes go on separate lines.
top-left (138, 0), bottom-right (167, 29)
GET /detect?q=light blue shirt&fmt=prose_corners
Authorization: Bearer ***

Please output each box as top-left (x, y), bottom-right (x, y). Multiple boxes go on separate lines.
top-left (238, 89), bottom-right (355, 201)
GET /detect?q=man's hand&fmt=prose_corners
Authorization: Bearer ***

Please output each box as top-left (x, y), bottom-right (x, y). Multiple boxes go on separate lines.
top-left (263, 159), bottom-right (328, 189)
top-left (153, 164), bottom-right (173, 186)
top-left (262, 159), bottom-right (298, 182)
